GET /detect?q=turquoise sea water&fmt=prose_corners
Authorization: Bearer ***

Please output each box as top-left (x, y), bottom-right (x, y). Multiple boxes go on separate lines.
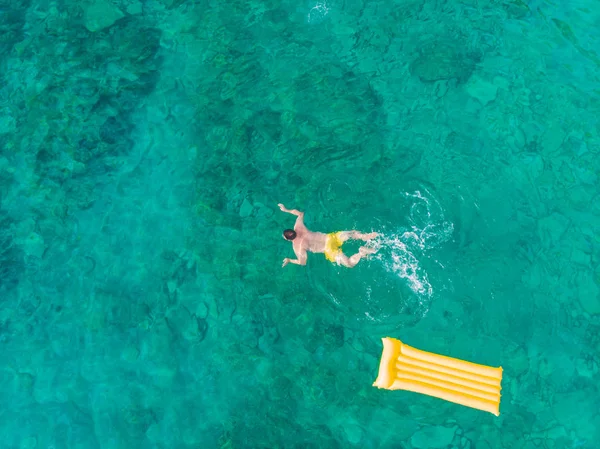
top-left (1, 0), bottom-right (599, 447)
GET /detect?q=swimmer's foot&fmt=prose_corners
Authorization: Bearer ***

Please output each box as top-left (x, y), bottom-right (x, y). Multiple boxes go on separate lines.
top-left (362, 232), bottom-right (379, 241)
top-left (359, 246), bottom-right (377, 256)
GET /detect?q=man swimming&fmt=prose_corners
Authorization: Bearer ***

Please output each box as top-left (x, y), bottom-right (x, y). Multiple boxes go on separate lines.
top-left (278, 203), bottom-right (379, 268)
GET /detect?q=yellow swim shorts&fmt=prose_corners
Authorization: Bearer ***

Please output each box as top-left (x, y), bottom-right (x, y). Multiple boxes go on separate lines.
top-left (324, 232), bottom-right (344, 262)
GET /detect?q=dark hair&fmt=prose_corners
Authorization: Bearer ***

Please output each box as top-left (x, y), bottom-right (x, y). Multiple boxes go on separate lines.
top-left (283, 229), bottom-right (297, 240)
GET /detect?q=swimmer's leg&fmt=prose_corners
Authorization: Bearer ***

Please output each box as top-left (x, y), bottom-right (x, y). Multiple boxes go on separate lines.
top-left (338, 231), bottom-right (380, 242)
top-left (360, 232), bottom-right (380, 241)
top-left (336, 246), bottom-right (376, 268)
top-left (359, 246), bottom-right (377, 256)
top-left (335, 253), bottom-right (360, 268)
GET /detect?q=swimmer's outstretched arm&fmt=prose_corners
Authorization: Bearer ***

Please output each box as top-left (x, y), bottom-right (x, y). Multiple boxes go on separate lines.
top-left (282, 257), bottom-right (306, 267)
top-left (283, 249), bottom-right (307, 267)
top-left (278, 203), bottom-right (303, 217)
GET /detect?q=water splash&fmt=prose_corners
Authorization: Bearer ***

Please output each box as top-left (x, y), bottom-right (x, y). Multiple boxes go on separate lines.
top-left (368, 189), bottom-right (454, 316)
top-left (307, 1), bottom-right (330, 24)
top-left (378, 234), bottom-right (433, 297)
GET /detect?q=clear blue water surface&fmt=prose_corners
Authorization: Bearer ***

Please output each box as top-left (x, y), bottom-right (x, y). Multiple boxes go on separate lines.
top-left (0, 0), bottom-right (599, 448)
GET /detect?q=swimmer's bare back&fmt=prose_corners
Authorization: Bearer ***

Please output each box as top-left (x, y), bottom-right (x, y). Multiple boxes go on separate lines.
top-left (278, 203), bottom-right (379, 268)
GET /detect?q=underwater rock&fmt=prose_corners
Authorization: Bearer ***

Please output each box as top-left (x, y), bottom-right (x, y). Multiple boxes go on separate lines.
top-left (99, 116), bottom-right (130, 145)
top-left (539, 125), bottom-right (567, 155)
top-left (239, 198), bottom-right (253, 218)
top-left (83, 0), bottom-right (125, 32)
top-left (0, 108), bottom-right (16, 135)
top-left (121, 344), bottom-right (140, 363)
top-left (575, 355), bottom-right (599, 378)
top-left (288, 64), bottom-right (385, 167)
top-left (342, 422), bottom-right (364, 446)
top-left (0, 217), bottom-right (22, 292)
top-left (537, 212), bottom-right (570, 247)
top-left (165, 306), bottom-right (208, 342)
top-left (411, 425), bottom-right (457, 449)
top-left (20, 232), bottom-right (46, 259)
top-left (323, 323), bottom-right (345, 349)
top-left (257, 325), bottom-right (279, 354)
top-left (512, 153), bottom-right (543, 184)
top-left (253, 202), bottom-right (274, 218)
top-left (505, 343), bottom-right (530, 377)
top-left (570, 247), bottom-right (590, 266)
top-left (157, 0), bottom-right (188, 9)
top-left (465, 74), bottom-right (498, 106)
top-left (410, 43), bottom-right (480, 84)
top-left (527, 422), bottom-right (569, 442)
top-left (553, 389), bottom-right (598, 440)
top-left (304, 319), bottom-right (345, 353)
top-left (503, 0), bottom-right (531, 19)
top-left (577, 271), bottom-right (600, 315)
top-left (0, 3), bottom-right (27, 55)
top-left (126, 1), bottom-right (143, 14)
top-left (19, 436), bottom-right (37, 449)
top-left (433, 79), bottom-right (450, 99)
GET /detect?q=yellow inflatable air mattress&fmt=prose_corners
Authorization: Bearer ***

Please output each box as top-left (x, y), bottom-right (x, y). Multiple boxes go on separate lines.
top-left (373, 337), bottom-right (503, 416)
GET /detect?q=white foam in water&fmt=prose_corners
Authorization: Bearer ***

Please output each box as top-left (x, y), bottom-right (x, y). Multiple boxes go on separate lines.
top-left (387, 235), bottom-right (432, 296)
top-left (369, 189), bottom-right (453, 315)
top-left (307, 1), bottom-right (330, 23)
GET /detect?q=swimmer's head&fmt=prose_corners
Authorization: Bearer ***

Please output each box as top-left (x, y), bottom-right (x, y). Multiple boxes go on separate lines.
top-left (283, 229), bottom-right (297, 241)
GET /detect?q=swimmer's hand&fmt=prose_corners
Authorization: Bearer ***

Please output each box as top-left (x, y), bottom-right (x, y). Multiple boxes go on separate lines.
top-left (282, 257), bottom-right (305, 267)
top-left (278, 203), bottom-right (303, 217)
